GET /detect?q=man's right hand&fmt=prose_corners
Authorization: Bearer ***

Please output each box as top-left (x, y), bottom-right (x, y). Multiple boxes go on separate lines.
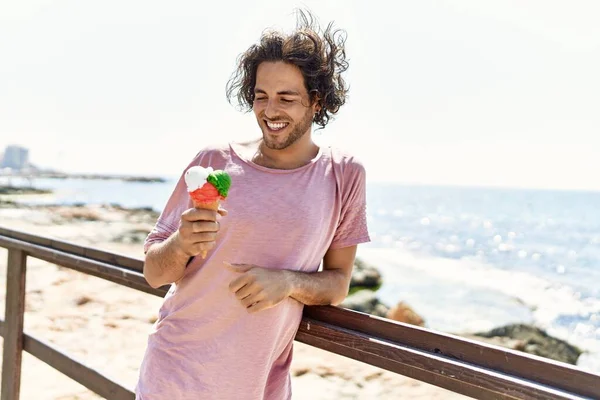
top-left (174, 208), bottom-right (227, 257)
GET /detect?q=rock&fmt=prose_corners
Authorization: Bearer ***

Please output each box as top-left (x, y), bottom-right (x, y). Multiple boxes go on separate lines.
top-left (341, 290), bottom-right (389, 317)
top-left (112, 228), bottom-right (150, 244)
top-left (0, 199), bottom-right (17, 207)
top-left (350, 257), bottom-right (382, 291)
top-left (472, 324), bottom-right (582, 365)
top-left (372, 304), bottom-right (390, 317)
top-left (293, 368), bottom-right (310, 377)
top-left (0, 185), bottom-right (52, 195)
top-left (342, 258), bottom-right (394, 318)
top-left (108, 203), bottom-right (159, 219)
top-left (386, 302), bottom-right (425, 326)
top-left (56, 207), bottom-right (102, 221)
top-left (74, 295), bottom-right (92, 306)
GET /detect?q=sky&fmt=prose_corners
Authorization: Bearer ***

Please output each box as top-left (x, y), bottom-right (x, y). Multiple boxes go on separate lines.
top-left (1, 0), bottom-right (599, 190)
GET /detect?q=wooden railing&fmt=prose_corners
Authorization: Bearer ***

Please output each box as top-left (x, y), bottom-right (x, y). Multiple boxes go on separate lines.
top-left (1, 226), bottom-right (599, 400)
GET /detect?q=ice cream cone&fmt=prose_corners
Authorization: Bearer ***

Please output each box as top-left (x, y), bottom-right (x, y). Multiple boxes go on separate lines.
top-left (184, 165), bottom-right (231, 260)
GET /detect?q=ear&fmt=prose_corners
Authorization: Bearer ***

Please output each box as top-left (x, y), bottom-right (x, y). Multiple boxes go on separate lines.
top-left (309, 90), bottom-right (321, 113)
top-left (313, 101), bottom-right (322, 116)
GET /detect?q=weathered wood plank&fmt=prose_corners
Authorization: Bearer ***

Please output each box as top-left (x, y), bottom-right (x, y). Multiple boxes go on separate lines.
top-left (0, 319), bottom-right (134, 399)
top-left (23, 333), bottom-right (135, 400)
top-left (0, 236), bottom-right (168, 297)
top-left (296, 318), bottom-right (587, 400)
top-left (1, 249), bottom-right (27, 400)
top-left (303, 306), bottom-right (600, 399)
top-left (0, 227), bottom-right (143, 272)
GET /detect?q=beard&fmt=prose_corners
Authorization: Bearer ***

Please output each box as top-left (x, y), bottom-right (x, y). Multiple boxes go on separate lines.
top-left (260, 107), bottom-right (314, 150)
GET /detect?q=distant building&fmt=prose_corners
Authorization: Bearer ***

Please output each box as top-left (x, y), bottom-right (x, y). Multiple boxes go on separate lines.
top-left (1, 145), bottom-right (29, 171)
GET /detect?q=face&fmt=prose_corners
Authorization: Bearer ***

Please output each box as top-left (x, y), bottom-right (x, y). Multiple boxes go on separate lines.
top-left (253, 61), bottom-right (318, 150)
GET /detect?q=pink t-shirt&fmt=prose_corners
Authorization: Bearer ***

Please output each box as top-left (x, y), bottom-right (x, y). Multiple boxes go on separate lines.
top-left (136, 142), bottom-right (370, 400)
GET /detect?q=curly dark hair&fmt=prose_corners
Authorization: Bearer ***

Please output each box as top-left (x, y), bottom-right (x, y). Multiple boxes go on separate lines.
top-left (226, 9), bottom-right (349, 129)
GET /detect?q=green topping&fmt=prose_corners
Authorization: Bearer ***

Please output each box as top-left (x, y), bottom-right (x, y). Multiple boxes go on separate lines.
top-left (207, 170), bottom-right (232, 197)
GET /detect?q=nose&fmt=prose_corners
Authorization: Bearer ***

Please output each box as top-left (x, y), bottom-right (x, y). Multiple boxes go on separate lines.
top-left (264, 99), bottom-right (281, 120)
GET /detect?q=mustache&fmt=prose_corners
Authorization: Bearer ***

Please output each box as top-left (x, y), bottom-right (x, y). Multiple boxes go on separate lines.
top-left (259, 112), bottom-right (290, 123)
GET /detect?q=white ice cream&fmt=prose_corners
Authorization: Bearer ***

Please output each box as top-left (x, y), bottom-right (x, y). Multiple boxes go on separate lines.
top-left (184, 166), bottom-right (214, 191)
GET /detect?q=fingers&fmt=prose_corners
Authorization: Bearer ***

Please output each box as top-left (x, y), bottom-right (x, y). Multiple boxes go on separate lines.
top-left (181, 208), bottom-right (218, 222)
top-left (173, 229), bottom-right (216, 257)
top-left (224, 263), bottom-right (275, 313)
top-left (241, 292), bottom-right (264, 308)
top-left (191, 220), bottom-right (219, 234)
top-left (189, 236), bottom-right (216, 251)
top-left (177, 227), bottom-right (217, 246)
top-left (223, 262), bottom-right (253, 273)
top-left (246, 301), bottom-right (268, 313)
top-left (189, 231), bottom-right (217, 244)
top-left (217, 208), bottom-right (228, 216)
top-left (229, 274), bottom-right (251, 293)
top-left (234, 282), bottom-right (258, 301)
top-left (189, 240), bottom-right (216, 254)
top-left (230, 282), bottom-right (266, 311)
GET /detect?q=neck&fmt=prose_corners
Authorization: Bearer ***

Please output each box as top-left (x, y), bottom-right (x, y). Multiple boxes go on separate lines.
top-left (255, 134), bottom-right (319, 170)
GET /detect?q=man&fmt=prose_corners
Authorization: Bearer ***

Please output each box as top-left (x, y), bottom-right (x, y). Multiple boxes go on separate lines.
top-left (136, 10), bottom-right (370, 400)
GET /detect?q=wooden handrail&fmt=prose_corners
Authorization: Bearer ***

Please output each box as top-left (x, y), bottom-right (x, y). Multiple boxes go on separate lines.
top-left (1, 226), bottom-right (599, 400)
top-left (302, 307), bottom-right (599, 396)
top-left (0, 235), bottom-right (164, 297)
top-left (295, 318), bottom-right (585, 400)
top-left (0, 227), bottom-right (144, 272)
top-left (0, 320), bottom-right (134, 400)
top-left (1, 248), bottom-right (26, 400)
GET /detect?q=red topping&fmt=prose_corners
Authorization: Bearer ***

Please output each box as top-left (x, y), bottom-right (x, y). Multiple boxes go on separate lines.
top-left (189, 182), bottom-right (224, 205)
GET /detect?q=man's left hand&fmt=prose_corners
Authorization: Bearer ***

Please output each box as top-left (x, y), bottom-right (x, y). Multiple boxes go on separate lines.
top-left (224, 262), bottom-right (292, 313)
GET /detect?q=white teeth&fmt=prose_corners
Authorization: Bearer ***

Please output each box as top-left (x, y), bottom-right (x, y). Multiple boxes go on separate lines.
top-left (266, 121), bottom-right (287, 130)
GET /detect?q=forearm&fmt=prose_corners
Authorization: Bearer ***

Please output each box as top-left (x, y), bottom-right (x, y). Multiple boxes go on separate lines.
top-left (284, 269), bottom-right (349, 306)
top-left (143, 232), bottom-right (191, 288)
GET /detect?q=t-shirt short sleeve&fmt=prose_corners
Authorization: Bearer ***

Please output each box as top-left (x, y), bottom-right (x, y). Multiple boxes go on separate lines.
top-left (330, 159), bottom-right (371, 249)
top-left (143, 150), bottom-right (214, 254)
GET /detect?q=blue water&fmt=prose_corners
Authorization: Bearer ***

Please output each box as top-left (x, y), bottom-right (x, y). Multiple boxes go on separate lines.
top-left (364, 184), bottom-right (600, 374)
top-left (3, 176), bottom-right (599, 374)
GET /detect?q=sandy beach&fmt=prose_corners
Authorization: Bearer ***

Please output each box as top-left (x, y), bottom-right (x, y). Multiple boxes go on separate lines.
top-left (0, 201), bottom-right (469, 399)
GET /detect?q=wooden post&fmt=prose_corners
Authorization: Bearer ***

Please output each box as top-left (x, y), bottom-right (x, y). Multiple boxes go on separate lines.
top-left (1, 249), bottom-right (27, 400)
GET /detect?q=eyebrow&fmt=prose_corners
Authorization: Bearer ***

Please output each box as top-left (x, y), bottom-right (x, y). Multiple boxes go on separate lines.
top-left (254, 88), bottom-right (301, 96)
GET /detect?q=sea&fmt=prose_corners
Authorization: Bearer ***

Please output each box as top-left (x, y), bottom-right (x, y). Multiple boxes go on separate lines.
top-left (2, 176), bottom-right (599, 375)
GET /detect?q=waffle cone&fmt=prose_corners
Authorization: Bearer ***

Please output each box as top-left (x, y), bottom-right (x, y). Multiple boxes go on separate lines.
top-left (192, 199), bottom-right (221, 259)
top-left (193, 199), bottom-right (220, 211)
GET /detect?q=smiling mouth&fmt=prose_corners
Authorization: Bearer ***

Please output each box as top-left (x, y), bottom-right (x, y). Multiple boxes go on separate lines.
top-left (265, 120), bottom-right (289, 132)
